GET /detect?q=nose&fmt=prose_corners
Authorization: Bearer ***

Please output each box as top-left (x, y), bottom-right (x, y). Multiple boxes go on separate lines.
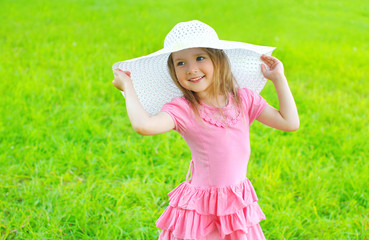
top-left (186, 62), bottom-right (198, 74)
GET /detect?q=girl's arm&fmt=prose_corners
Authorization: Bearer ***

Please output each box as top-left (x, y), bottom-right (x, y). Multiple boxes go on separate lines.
top-left (256, 55), bottom-right (300, 132)
top-left (112, 69), bottom-right (175, 135)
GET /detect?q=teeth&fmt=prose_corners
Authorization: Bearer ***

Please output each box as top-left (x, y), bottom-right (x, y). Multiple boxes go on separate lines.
top-left (190, 76), bottom-right (203, 81)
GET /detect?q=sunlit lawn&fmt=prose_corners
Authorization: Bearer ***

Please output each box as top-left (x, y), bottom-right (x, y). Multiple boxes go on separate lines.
top-left (0, 0), bottom-right (368, 239)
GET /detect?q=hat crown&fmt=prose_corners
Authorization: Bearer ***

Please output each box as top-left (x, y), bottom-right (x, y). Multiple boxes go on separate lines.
top-left (164, 20), bottom-right (219, 50)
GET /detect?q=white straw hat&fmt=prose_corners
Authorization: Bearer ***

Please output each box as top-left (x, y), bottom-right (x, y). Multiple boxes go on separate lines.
top-left (112, 20), bottom-right (276, 115)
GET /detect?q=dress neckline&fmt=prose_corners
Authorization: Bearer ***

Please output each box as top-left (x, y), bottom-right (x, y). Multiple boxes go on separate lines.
top-left (198, 95), bottom-right (240, 128)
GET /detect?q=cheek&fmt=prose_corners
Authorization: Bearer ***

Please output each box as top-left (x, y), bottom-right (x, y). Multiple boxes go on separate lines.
top-left (208, 64), bottom-right (214, 73)
top-left (177, 79), bottom-right (188, 90)
top-left (175, 69), bottom-right (185, 80)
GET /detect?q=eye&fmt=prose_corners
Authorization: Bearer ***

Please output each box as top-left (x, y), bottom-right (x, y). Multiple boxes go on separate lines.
top-left (176, 61), bottom-right (184, 66)
top-left (197, 56), bottom-right (205, 61)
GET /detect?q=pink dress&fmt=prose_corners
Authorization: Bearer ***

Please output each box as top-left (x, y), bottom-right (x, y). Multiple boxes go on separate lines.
top-left (156, 88), bottom-right (268, 240)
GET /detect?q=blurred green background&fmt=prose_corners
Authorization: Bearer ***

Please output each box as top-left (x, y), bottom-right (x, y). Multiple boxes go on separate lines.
top-left (1, 0), bottom-right (368, 239)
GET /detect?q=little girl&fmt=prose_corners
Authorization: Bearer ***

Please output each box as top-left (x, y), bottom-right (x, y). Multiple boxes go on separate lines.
top-left (112, 20), bottom-right (299, 240)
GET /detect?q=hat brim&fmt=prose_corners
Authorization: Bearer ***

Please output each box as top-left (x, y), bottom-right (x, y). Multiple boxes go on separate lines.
top-left (113, 41), bottom-right (276, 115)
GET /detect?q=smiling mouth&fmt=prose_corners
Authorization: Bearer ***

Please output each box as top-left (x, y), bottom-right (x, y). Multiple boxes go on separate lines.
top-left (189, 75), bottom-right (205, 82)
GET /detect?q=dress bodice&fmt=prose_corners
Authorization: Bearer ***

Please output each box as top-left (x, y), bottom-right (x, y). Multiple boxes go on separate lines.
top-left (161, 88), bottom-right (267, 187)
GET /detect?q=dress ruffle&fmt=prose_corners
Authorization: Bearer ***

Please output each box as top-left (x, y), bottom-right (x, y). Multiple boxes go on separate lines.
top-left (156, 178), bottom-right (266, 240)
top-left (167, 178), bottom-right (258, 216)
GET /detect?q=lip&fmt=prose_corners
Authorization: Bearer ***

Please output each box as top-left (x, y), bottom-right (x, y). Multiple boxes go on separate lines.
top-left (189, 75), bottom-right (205, 83)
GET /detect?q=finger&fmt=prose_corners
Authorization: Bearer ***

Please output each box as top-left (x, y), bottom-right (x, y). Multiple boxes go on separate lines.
top-left (260, 56), bottom-right (271, 66)
top-left (263, 58), bottom-right (273, 68)
top-left (261, 55), bottom-right (274, 64)
top-left (266, 60), bottom-right (274, 67)
top-left (268, 59), bottom-right (277, 68)
top-left (269, 56), bottom-right (281, 65)
top-left (270, 56), bottom-right (279, 61)
top-left (114, 68), bottom-right (125, 75)
top-left (123, 71), bottom-right (131, 77)
top-left (260, 55), bottom-right (270, 63)
top-left (113, 69), bottom-right (127, 78)
top-left (262, 55), bottom-right (278, 65)
top-left (261, 54), bottom-right (272, 60)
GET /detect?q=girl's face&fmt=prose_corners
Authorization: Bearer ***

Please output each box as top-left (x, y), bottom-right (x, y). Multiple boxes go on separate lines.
top-left (171, 48), bottom-right (214, 98)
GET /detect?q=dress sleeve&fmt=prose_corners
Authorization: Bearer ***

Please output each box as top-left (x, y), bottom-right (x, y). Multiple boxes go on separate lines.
top-left (160, 97), bottom-right (191, 134)
top-left (240, 88), bottom-right (268, 125)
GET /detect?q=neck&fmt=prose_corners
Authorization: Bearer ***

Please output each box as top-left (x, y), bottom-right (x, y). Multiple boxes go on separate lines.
top-left (198, 93), bottom-right (228, 108)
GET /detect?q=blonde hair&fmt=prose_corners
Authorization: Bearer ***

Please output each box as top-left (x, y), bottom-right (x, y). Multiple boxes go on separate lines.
top-left (167, 48), bottom-right (242, 121)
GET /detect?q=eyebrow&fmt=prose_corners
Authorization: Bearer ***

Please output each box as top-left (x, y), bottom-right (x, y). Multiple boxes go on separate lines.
top-left (173, 51), bottom-right (207, 62)
top-left (172, 57), bottom-right (182, 62)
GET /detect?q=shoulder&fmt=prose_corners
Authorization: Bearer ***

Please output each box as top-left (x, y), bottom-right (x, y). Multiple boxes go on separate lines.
top-left (163, 96), bottom-right (190, 109)
top-left (238, 87), bottom-right (259, 104)
top-left (160, 96), bottom-right (193, 133)
top-left (237, 87), bottom-right (267, 114)
top-left (161, 96), bottom-right (192, 115)
top-left (238, 87), bottom-right (257, 97)
top-left (238, 87), bottom-right (265, 100)
top-left (171, 96), bottom-right (189, 105)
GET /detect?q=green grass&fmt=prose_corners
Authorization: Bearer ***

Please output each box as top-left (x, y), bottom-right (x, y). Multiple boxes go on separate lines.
top-left (1, 0), bottom-right (368, 239)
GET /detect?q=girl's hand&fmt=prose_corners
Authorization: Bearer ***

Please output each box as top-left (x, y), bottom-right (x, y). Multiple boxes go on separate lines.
top-left (260, 54), bottom-right (285, 83)
top-left (112, 69), bottom-right (132, 91)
